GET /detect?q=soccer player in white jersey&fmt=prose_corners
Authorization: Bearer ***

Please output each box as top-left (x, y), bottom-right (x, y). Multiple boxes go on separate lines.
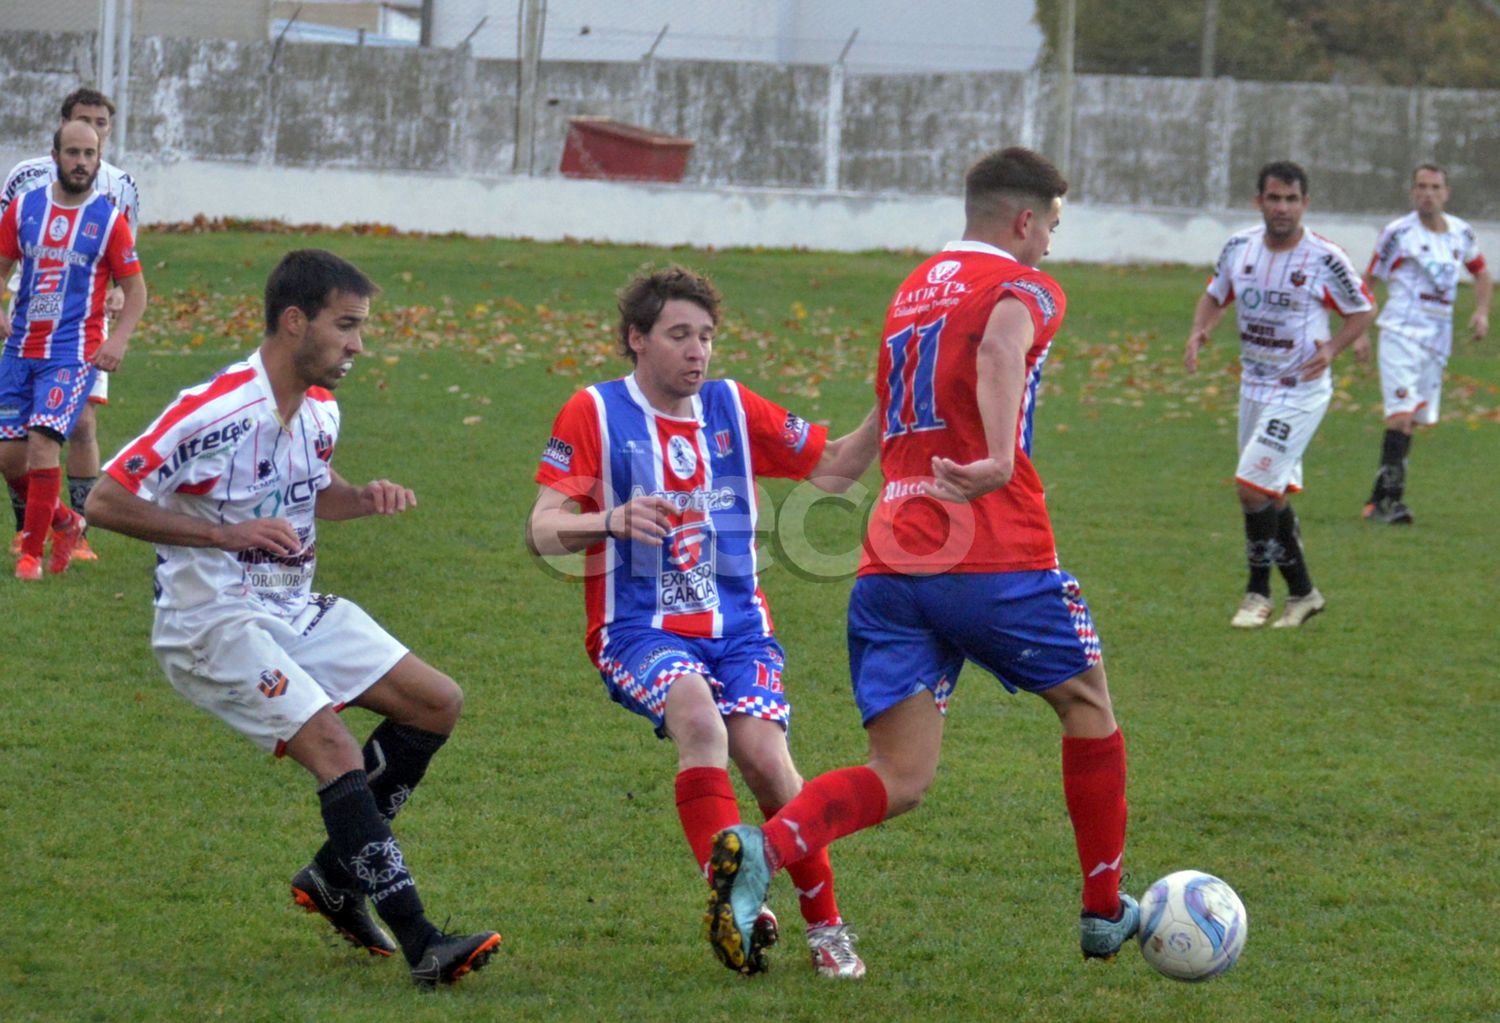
top-left (85, 250), bottom-right (501, 987)
top-left (3, 88), bottom-right (141, 560)
top-left (1359, 163), bottom-right (1491, 525)
top-left (1184, 161), bottom-right (1377, 629)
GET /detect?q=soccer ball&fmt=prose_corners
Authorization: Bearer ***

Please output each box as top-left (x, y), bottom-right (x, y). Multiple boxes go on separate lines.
top-left (1136, 870), bottom-right (1247, 981)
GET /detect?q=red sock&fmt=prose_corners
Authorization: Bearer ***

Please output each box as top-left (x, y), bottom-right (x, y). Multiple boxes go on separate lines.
top-left (763, 766), bottom-right (888, 872)
top-left (21, 467), bottom-right (61, 559)
top-left (758, 803), bottom-right (841, 928)
top-left (675, 767), bottom-right (740, 879)
top-left (1062, 728), bottom-right (1128, 918)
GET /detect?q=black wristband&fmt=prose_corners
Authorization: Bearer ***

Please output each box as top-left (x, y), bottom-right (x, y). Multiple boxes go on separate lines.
top-left (604, 505), bottom-right (617, 539)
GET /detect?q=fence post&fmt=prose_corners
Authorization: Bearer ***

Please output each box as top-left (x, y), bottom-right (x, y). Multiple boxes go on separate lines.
top-left (824, 30), bottom-right (858, 193)
top-left (1209, 76), bottom-right (1235, 209)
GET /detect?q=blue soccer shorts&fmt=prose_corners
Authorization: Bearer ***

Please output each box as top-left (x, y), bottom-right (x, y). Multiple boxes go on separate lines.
top-left (847, 569), bottom-right (1104, 725)
top-left (594, 626), bottom-right (791, 738)
top-left (0, 355), bottom-right (98, 440)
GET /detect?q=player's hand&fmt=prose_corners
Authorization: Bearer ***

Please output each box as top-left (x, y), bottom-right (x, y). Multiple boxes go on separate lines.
top-left (1299, 341), bottom-right (1333, 381)
top-left (922, 456), bottom-right (1012, 503)
top-left (92, 334), bottom-right (128, 373)
top-left (213, 517), bottom-right (302, 556)
top-left (359, 480), bottom-right (417, 515)
top-left (105, 286), bottom-right (125, 313)
top-left (1470, 310), bottom-right (1489, 342)
top-left (607, 495), bottom-right (676, 545)
top-left (1351, 333), bottom-right (1372, 363)
top-left (1183, 329), bottom-right (1210, 372)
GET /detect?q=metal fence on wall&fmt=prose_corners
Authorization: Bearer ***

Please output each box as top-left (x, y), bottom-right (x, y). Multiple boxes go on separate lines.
top-left (3, 29), bottom-right (1498, 218)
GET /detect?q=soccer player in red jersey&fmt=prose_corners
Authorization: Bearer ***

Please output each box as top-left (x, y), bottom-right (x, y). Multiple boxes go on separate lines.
top-left (0, 120), bottom-right (146, 579)
top-left (702, 147), bottom-right (1139, 969)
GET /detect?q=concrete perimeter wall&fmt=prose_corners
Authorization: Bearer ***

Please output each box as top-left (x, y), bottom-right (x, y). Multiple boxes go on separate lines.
top-left (3, 30), bottom-right (1497, 262)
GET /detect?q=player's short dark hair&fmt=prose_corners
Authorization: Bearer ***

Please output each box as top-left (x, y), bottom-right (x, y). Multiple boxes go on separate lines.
top-left (615, 265), bottom-right (721, 364)
top-left (964, 146), bottom-right (1068, 223)
top-left (1411, 162), bottom-right (1447, 184)
top-left (1257, 161), bottom-right (1309, 196)
top-left (264, 249), bottom-right (379, 335)
top-left (61, 88), bottom-right (115, 120)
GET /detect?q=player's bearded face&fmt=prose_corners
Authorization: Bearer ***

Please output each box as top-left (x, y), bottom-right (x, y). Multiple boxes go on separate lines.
top-left (1255, 179), bottom-right (1308, 244)
top-left (53, 145), bottom-right (100, 195)
top-left (293, 292), bottom-right (370, 390)
top-left (633, 299), bottom-right (715, 400)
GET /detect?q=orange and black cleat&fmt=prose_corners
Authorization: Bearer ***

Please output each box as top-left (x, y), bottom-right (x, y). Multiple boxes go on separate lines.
top-left (291, 863), bottom-right (398, 957)
top-left (410, 930), bottom-right (503, 987)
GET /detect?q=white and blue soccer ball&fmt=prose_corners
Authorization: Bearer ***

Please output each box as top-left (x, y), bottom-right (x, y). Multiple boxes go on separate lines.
top-left (1136, 869), bottom-right (1247, 981)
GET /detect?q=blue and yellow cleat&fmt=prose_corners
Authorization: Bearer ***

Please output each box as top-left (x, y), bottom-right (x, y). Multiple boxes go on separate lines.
top-left (1080, 892), bottom-right (1140, 961)
top-left (704, 825), bottom-right (773, 975)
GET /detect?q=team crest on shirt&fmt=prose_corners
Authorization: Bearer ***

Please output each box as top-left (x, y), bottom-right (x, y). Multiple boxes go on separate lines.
top-left (1289, 270), bottom-right (1307, 287)
top-left (781, 413), bottom-right (810, 452)
top-left (257, 668), bottom-right (290, 698)
top-left (1395, 387), bottom-right (1408, 399)
top-left (927, 260), bottom-right (962, 284)
top-left (47, 215), bottom-right (69, 241)
top-left (667, 435), bottom-right (698, 479)
top-left (660, 521), bottom-right (718, 613)
top-left (313, 430), bottom-right (334, 462)
top-left (83, 222), bottom-right (99, 239)
top-left (713, 429), bottom-right (733, 457)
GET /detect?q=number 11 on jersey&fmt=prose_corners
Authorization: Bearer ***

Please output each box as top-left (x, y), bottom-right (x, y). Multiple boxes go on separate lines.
top-left (884, 316), bottom-right (947, 439)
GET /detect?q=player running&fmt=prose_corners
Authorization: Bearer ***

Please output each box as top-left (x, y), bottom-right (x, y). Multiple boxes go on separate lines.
top-left (3, 88), bottom-right (141, 560)
top-left (0, 120), bottom-right (146, 580)
top-left (528, 266), bottom-right (880, 977)
top-left (700, 146), bottom-right (1139, 971)
top-left (1185, 160), bottom-right (1376, 629)
top-left (85, 250), bottom-right (500, 986)
top-left (1359, 163), bottom-right (1491, 524)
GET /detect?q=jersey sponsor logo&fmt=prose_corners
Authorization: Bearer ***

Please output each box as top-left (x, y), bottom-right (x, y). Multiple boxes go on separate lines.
top-left (780, 412), bottom-right (810, 452)
top-left (926, 259), bottom-right (962, 284)
top-left (256, 458), bottom-right (274, 480)
top-left (155, 416), bottom-right (255, 483)
top-left (47, 214), bottom-right (69, 242)
top-left (541, 435), bottom-right (574, 471)
top-left (667, 434), bottom-right (698, 479)
top-left (713, 428), bottom-right (733, 457)
top-left (660, 521), bottom-right (718, 613)
top-left (1005, 279), bottom-right (1058, 324)
top-left (251, 478), bottom-right (319, 519)
top-left (20, 240), bottom-right (91, 267)
top-left (629, 483), bottom-right (736, 514)
top-left (29, 292), bottom-right (63, 319)
top-left (1320, 251), bottom-right (1359, 299)
top-left (82, 222), bottom-right (99, 240)
top-left (257, 668), bottom-right (290, 698)
top-left (1240, 287), bottom-right (1293, 311)
top-left (636, 644), bottom-right (680, 676)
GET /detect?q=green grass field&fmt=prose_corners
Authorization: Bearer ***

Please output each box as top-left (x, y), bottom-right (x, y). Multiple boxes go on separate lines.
top-left (2, 229), bottom-right (1496, 1022)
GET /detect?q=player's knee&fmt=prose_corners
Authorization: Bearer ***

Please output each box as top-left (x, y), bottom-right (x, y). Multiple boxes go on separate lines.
top-left (69, 411), bottom-right (97, 446)
top-left (733, 749), bottom-right (801, 808)
top-left (426, 672), bottom-right (464, 731)
top-left (871, 759), bottom-right (936, 818)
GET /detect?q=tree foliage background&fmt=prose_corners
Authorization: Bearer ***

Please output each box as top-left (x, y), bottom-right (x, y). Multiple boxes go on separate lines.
top-left (1035, 0), bottom-right (1500, 89)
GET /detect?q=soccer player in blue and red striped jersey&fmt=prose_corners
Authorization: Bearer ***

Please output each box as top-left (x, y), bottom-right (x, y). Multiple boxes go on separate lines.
top-left (701, 147), bottom-right (1139, 969)
top-left (528, 266), bottom-right (880, 977)
top-left (0, 120), bottom-right (146, 579)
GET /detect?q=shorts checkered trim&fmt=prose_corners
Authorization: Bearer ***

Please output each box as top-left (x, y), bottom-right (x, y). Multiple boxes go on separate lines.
top-left (1062, 579), bottom-right (1103, 666)
top-left (932, 674), bottom-right (954, 715)
top-left (724, 693), bottom-right (789, 726)
top-left (609, 656), bottom-right (711, 720)
top-left (0, 425), bottom-right (25, 439)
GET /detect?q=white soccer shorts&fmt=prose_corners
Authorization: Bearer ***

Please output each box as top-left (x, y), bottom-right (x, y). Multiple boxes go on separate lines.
top-left (1378, 331), bottom-right (1444, 425)
top-left (152, 594), bottom-right (408, 754)
top-left (1235, 393), bottom-right (1329, 497)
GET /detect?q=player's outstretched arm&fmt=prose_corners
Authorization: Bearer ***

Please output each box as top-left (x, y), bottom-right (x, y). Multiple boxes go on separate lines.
top-left (806, 404), bottom-right (880, 493)
top-left (923, 297), bottom-right (1031, 504)
top-left (85, 475), bottom-right (302, 554)
top-left (1184, 292), bottom-right (1228, 373)
top-left (92, 272), bottom-right (147, 373)
top-left (315, 470), bottom-right (417, 521)
top-left (527, 485), bottom-right (676, 556)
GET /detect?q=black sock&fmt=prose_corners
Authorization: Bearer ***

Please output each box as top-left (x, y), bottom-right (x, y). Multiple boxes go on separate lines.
top-left (317, 769), bottom-right (438, 963)
top-left (1243, 505), bottom-right (1280, 596)
top-left (7, 478), bottom-right (24, 533)
top-left (313, 722), bottom-right (449, 888)
top-left (1274, 505), bottom-right (1314, 598)
top-left (1369, 429), bottom-right (1411, 504)
top-left (67, 476), bottom-right (96, 514)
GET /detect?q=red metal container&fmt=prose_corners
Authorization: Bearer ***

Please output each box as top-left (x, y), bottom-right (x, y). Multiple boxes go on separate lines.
top-left (559, 116), bottom-right (695, 182)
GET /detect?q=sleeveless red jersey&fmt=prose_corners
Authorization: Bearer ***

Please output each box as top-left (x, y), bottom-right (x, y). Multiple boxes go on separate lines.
top-left (860, 241), bottom-right (1067, 576)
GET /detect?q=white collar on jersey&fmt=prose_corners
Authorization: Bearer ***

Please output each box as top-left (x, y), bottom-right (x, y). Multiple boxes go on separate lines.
top-left (943, 239), bottom-right (1020, 261)
top-left (624, 371), bottom-right (704, 423)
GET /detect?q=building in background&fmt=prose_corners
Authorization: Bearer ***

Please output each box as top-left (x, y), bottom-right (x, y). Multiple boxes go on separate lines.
top-left (430, 0), bottom-right (1044, 72)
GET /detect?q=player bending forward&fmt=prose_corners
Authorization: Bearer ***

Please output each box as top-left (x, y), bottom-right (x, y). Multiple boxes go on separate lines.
top-left (528, 266), bottom-right (880, 977)
top-left (702, 147), bottom-right (1139, 969)
top-left (87, 250), bottom-right (500, 986)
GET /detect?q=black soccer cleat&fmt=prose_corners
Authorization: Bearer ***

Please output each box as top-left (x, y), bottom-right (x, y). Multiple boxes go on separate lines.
top-left (410, 930), bottom-right (503, 987)
top-left (291, 863), bottom-right (398, 957)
